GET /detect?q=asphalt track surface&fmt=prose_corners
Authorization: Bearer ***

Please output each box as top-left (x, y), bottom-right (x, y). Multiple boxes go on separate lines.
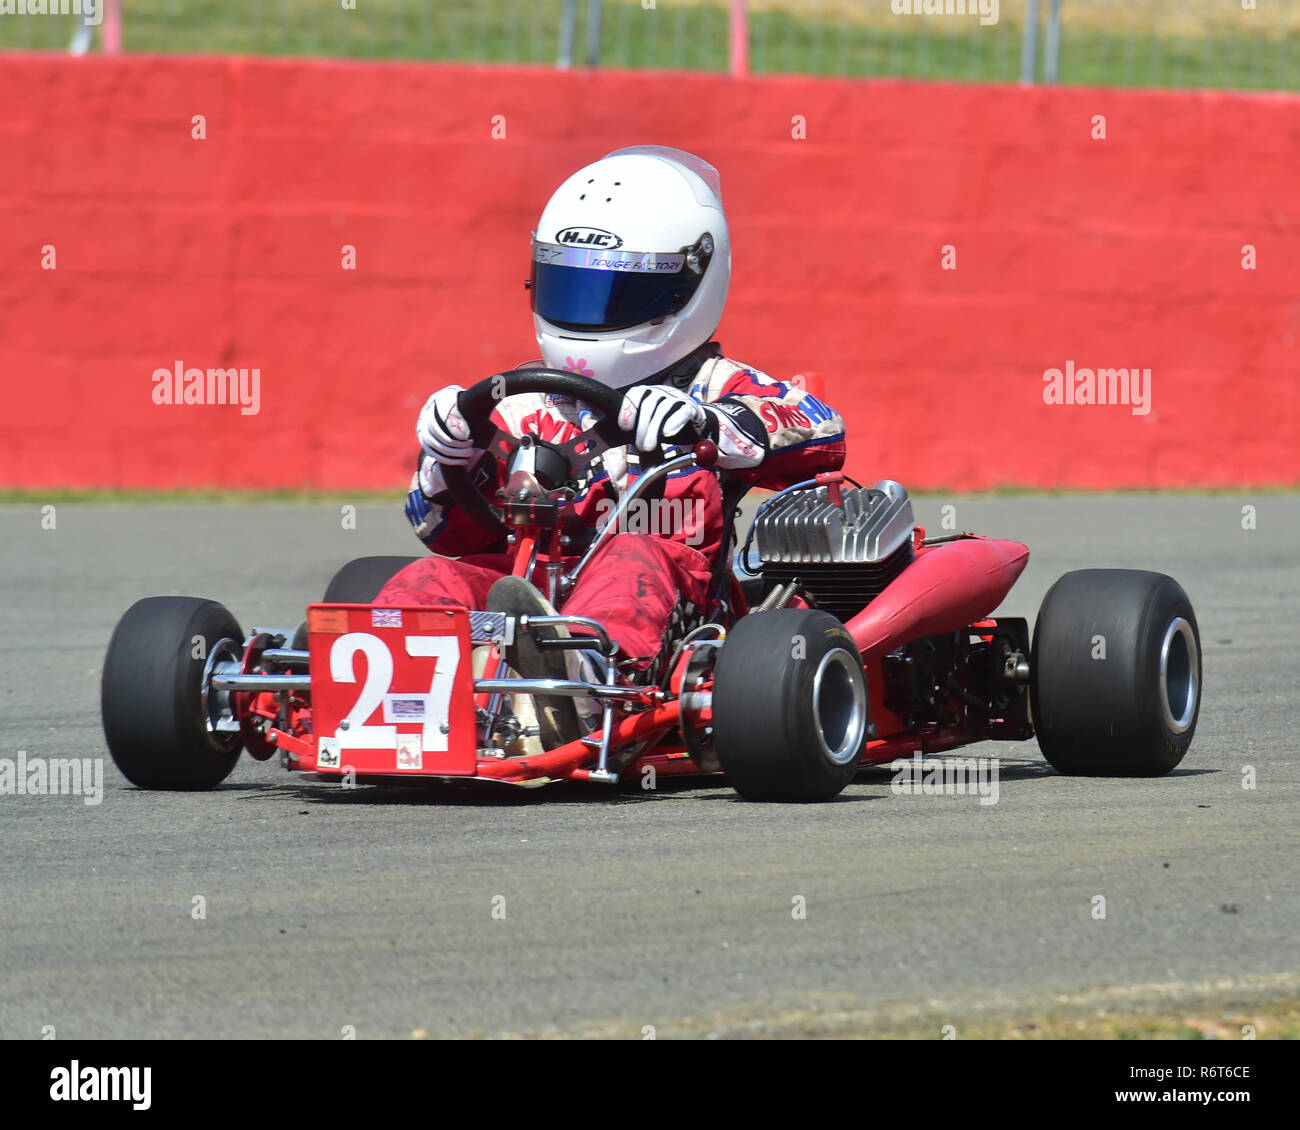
top-left (1, 495), bottom-right (1296, 1039)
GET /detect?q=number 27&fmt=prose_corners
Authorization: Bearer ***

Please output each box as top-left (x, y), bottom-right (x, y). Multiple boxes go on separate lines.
top-left (330, 632), bottom-right (461, 751)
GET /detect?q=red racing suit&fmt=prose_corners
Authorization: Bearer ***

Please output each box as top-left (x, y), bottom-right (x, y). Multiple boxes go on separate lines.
top-left (378, 345), bottom-right (846, 667)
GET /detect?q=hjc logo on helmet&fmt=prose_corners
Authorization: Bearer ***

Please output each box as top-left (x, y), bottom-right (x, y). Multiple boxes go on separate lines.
top-left (556, 227), bottom-right (623, 249)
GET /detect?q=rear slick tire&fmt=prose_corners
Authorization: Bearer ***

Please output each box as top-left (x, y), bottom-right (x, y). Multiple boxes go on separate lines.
top-left (713, 609), bottom-right (868, 802)
top-left (1031, 569), bottom-right (1201, 776)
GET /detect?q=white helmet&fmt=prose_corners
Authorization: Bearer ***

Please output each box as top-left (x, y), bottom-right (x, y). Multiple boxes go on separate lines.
top-left (530, 145), bottom-right (731, 390)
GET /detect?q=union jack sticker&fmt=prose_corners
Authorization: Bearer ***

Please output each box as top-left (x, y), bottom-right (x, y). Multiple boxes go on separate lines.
top-left (371, 608), bottom-right (403, 628)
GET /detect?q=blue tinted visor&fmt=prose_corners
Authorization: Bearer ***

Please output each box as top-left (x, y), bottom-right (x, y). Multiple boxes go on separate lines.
top-left (531, 241), bottom-right (704, 332)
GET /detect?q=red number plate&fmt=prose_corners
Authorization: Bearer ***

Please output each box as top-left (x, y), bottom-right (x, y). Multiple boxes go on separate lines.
top-left (306, 605), bottom-right (477, 776)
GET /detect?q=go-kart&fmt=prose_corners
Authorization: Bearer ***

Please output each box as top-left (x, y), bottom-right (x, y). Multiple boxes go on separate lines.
top-left (101, 370), bottom-right (1202, 802)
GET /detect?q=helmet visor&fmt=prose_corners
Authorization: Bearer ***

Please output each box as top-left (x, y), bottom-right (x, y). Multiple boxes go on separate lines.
top-left (531, 240), bottom-right (704, 332)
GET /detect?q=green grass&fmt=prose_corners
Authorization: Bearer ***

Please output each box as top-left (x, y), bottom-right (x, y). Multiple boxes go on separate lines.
top-left (506, 989), bottom-right (1300, 1039)
top-left (909, 998), bottom-right (1300, 1040)
top-left (0, 0), bottom-right (1293, 91)
top-left (0, 489), bottom-right (401, 505)
top-left (885, 999), bottom-right (1300, 1040)
top-left (1, 484), bottom-right (1294, 506)
top-left (909, 483), bottom-right (1300, 497)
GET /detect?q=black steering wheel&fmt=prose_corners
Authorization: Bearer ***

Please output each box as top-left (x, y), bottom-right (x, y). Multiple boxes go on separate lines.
top-left (442, 369), bottom-right (665, 539)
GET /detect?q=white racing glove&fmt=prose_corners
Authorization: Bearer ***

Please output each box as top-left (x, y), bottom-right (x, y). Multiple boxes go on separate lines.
top-left (618, 385), bottom-right (707, 453)
top-left (416, 384), bottom-right (477, 466)
top-left (618, 383), bottom-right (768, 470)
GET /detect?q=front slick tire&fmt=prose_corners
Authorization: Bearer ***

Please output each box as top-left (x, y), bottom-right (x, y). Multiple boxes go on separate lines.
top-left (101, 596), bottom-right (245, 789)
top-left (713, 609), bottom-right (868, 802)
top-left (1031, 569), bottom-right (1201, 777)
top-left (322, 556), bottom-right (420, 603)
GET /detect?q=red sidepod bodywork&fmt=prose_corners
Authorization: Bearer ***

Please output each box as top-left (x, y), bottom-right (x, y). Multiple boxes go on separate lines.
top-left (849, 532), bottom-right (1029, 764)
top-left (249, 529), bottom-right (1029, 786)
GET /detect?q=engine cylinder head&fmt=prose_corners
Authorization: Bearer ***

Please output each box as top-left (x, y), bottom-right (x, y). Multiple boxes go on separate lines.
top-left (753, 482), bottom-right (916, 621)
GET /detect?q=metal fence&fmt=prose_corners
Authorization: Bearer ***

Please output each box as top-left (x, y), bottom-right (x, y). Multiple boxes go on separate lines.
top-left (0, 1), bottom-right (1294, 91)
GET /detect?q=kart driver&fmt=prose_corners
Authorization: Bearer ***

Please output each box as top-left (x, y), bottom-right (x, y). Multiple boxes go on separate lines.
top-left (377, 146), bottom-right (846, 748)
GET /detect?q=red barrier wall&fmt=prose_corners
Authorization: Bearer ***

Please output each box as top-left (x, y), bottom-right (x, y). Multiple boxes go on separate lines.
top-left (1, 55), bottom-right (1296, 491)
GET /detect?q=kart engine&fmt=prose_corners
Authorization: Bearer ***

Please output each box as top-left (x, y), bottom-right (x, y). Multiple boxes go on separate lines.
top-left (751, 479), bottom-right (916, 621)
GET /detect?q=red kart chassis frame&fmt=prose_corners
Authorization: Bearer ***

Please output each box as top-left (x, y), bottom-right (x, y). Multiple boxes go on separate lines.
top-left (212, 463), bottom-right (1031, 790)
